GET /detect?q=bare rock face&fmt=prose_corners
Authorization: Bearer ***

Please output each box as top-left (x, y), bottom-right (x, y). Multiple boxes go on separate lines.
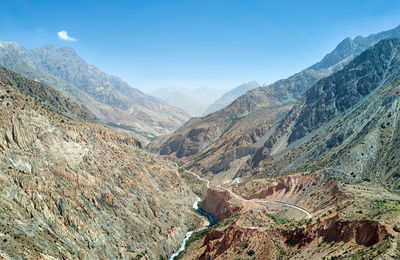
top-left (281, 215), bottom-right (387, 247)
top-left (199, 226), bottom-right (277, 259)
top-left (0, 66), bottom-right (92, 122)
top-left (0, 79), bottom-right (197, 259)
top-left (199, 188), bottom-right (243, 222)
top-left (239, 173), bottom-right (345, 212)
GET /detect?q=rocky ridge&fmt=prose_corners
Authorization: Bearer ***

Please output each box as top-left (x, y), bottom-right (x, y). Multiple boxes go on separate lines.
top-left (0, 66), bottom-right (91, 122)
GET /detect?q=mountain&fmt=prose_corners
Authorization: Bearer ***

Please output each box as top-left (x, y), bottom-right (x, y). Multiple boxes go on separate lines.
top-left (150, 86), bottom-right (228, 116)
top-left (203, 81), bottom-right (260, 115)
top-left (0, 65), bottom-right (202, 259)
top-left (149, 24), bottom-right (400, 178)
top-left (0, 42), bottom-right (190, 144)
top-left (176, 38), bottom-right (400, 260)
top-left (0, 65), bottom-right (91, 122)
top-left (248, 38), bottom-right (400, 189)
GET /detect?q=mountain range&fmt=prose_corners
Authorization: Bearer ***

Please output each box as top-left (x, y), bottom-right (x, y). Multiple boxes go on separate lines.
top-left (151, 82), bottom-right (261, 117)
top-left (250, 38), bottom-right (400, 187)
top-left (149, 25), bottom-right (400, 179)
top-left (0, 42), bottom-right (190, 144)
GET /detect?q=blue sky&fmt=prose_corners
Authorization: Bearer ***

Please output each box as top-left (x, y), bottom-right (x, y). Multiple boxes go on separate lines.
top-left (1, 0), bottom-right (400, 91)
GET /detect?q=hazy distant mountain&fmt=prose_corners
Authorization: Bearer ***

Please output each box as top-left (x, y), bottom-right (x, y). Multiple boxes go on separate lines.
top-left (203, 81), bottom-right (260, 115)
top-left (150, 86), bottom-right (228, 116)
top-left (0, 42), bottom-right (190, 143)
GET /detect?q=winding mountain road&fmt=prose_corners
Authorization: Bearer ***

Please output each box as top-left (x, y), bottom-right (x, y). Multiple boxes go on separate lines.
top-left (185, 168), bottom-right (210, 188)
top-left (184, 168), bottom-right (312, 219)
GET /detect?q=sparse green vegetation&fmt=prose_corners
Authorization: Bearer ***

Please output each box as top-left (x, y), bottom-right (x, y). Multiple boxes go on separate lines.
top-left (133, 252), bottom-right (144, 260)
top-left (374, 199), bottom-right (400, 211)
top-left (174, 226), bottom-right (215, 259)
top-left (363, 177), bottom-right (371, 182)
top-left (266, 214), bottom-right (292, 225)
top-left (185, 227), bottom-right (212, 250)
top-left (394, 225), bottom-right (400, 232)
top-left (247, 249), bottom-right (255, 256)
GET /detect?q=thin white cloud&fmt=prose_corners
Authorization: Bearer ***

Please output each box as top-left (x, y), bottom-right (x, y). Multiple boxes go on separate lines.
top-left (57, 30), bottom-right (78, 41)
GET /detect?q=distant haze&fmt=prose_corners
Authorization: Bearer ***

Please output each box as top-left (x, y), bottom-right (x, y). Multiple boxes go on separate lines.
top-left (203, 81), bottom-right (260, 115)
top-left (149, 87), bottom-right (229, 116)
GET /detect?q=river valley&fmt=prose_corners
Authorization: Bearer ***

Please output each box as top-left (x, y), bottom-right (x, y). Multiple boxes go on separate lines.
top-left (169, 197), bottom-right (215, 260)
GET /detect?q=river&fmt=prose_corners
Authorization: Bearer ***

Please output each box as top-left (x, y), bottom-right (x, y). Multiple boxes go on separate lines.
top-left (169, 197), bottom-right (215, 260)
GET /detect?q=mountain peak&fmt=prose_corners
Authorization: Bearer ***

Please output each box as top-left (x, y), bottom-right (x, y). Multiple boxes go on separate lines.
top-left (40, 43), bottom-right (57, 50)
top-left (35, 44), bottom-right (80, 59)
top-left (0, 41), bottom-right (25, 53)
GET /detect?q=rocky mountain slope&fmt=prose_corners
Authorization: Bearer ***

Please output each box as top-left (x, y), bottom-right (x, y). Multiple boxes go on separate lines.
top-left (0, 42), bottom-right (190, 144)
top-left (203, 81), bottom-right (260, 116)
top-left (0, 66), bottom-right (91, 122)
top-left (0, 66), bottom-right (201, 259)
top-left (149, 25), bottom-right (400, 178)
top-left (247, 38), bottom-right (400, 191)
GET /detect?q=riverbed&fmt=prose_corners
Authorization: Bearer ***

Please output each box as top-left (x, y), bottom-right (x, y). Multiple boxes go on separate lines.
top-left (169, 197), bottom-right (215, 260)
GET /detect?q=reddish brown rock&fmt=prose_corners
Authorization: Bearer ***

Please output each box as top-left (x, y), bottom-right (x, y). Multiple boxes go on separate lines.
top-left (199, 188), bottom-right (243, 222)
top-left (240, 173), bottom-right (345, 212)
top-left (281, 215), bottom-right (387, 248)
top-left (200, 226), bottom-right (277, 260)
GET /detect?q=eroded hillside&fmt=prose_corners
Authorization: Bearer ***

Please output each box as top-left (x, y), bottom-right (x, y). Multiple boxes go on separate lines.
top-left (0, 67), bottom-right (201, 259)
